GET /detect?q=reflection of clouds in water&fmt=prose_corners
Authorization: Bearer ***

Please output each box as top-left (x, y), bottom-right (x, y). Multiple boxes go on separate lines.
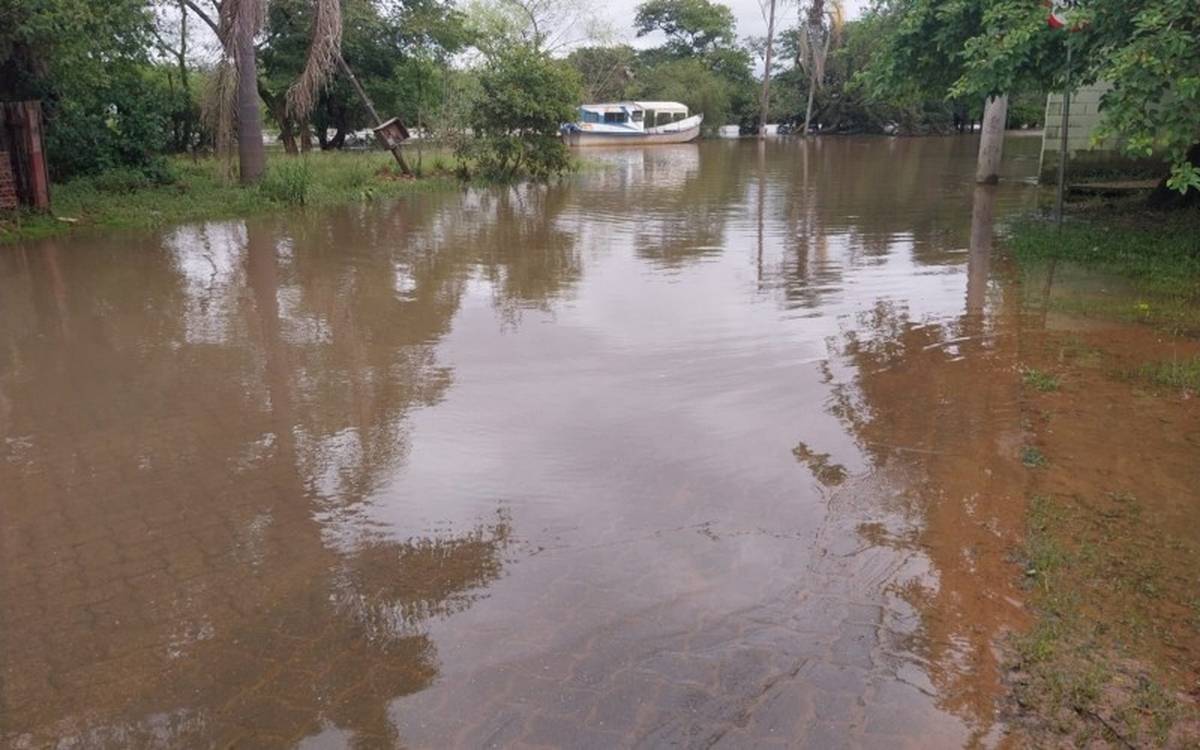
top-left (166, 221), bottom-right (246, 345)
top-left (581, 145), bottom-right (701, 191)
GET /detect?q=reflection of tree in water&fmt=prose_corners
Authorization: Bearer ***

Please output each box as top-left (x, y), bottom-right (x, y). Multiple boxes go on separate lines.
top-left (0, 216), bottom-right (517, 747)
top-left (761, 138), bottom-right (1007, 311)
top-left (800, 188), bottom-right (1027, 740)
top-left (465, 184), bottom-right (581, 318)
top-left (564, 144), bottom-right (740, 269)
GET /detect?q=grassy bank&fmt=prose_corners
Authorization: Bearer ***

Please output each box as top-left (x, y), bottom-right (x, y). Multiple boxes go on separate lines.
top-left (1006, 200), bottom-right (1200, 746)
top-left (0, 150), bottom-right (465, 244)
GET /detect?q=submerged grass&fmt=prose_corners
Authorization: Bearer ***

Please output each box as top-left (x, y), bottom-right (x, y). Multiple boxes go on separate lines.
top-left (0, 150), bottom-right (464, 244)
top-left (1008, 199), bottom-right (1200, 334)
top-left (1022, 368), bottom-right (1061, 392)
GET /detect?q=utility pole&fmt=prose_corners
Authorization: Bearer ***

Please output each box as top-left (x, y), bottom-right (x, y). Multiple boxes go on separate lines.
top-left (1054, 43), bottom-right (1073, 226)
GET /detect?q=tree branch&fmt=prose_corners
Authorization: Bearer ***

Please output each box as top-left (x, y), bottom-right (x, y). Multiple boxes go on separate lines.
top-left (183, 0), bottom-right (220, 37)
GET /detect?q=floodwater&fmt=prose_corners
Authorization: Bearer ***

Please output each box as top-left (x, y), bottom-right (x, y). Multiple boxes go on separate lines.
top-left (3, 136), bottom-right (1060, 748)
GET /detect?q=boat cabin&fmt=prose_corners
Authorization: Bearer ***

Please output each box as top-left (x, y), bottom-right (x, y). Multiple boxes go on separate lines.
top-left (576, 102), bottom-right (691, 132)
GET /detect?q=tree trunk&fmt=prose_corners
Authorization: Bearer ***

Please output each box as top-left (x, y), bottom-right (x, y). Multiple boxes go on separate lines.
top-left (300, 121), bottom-right (312, 153)
top-left (235, 15), bottom-right (266, 185)
top-left (803, 68), bottom-right (817, 136)
top-left (975, 95), bottom-right (1008, 184)
top-left (758, 0), bottom-right (777, 139)
top-left (279, 124), bottom-right (298, 155)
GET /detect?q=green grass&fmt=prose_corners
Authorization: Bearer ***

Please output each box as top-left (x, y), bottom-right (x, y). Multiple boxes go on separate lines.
top-left (1133, 356), bottom-right (1200, 391)
top-left (1021, 445), bottom-right (1048, 468)
top-left (0, 150), bottom-right (464, 244)
top-left (1022, 368), bottom-right (1061, 392)
top-left (1012, 492), bottom-right (1192, 747)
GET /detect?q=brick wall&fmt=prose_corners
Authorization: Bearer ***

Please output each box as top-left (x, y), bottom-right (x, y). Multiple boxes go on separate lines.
top-left (0, 151), bottom-right (17, 210)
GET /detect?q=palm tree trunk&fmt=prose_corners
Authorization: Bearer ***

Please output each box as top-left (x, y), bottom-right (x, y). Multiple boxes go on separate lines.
top-left (235, 9), bottom-right (266, 184)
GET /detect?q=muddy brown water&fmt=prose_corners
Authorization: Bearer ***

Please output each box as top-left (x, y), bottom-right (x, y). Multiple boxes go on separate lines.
top-left (3, 136), bottom-right (1061, 748)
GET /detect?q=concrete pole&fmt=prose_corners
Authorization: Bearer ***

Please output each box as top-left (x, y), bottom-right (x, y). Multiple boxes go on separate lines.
top-left (975, 95), bottom-right (1008, 184)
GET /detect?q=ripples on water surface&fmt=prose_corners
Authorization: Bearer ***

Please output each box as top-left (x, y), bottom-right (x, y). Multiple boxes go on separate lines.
top-left (2, 136), bottom-right (1047, 747)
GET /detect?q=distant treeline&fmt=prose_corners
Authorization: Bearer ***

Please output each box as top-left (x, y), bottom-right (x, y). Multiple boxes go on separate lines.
top-left (3, 0), bottom-right (1193, 194)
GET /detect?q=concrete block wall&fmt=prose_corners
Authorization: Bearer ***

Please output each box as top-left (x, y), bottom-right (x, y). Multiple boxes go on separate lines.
top-left (1038, 82), bottom-right (1160, 181)
top-left (1041, 82), bottom-right (1112, 158)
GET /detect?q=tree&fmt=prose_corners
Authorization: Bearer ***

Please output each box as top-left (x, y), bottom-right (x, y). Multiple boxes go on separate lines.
top-left (231, 0), bottom-right (268, 183)
top-left (630, 57), bottom-right (735, 128)
top-left (566, 45), bottom-right (638, 102)
top-left (797, 0), bottom-right (843, 134)
top-left (461, 45), bottom-right (581, 180)
top-left (632, 0), bottom-right (756, 128)
top-left (757, 0), bottom-right (786, 138)
top-left (466, 0), bottom-right (607, 55)
top-left (634, 0), bottom-right (736, 57)
top-left (183, 0), bottom-right (268, 183)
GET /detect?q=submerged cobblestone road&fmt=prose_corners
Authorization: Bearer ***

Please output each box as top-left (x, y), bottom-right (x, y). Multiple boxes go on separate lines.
top-left (2, 137), bottom-right (1045, 747)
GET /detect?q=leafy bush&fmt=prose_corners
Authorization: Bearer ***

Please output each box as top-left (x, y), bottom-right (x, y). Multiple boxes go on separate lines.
top-left (260, 158), bottom-right (313, 206)
top-left (459, 45), bottom-right (581, 181)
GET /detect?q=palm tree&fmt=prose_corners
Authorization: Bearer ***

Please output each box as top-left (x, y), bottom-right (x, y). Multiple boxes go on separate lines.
top-left (185, 0), bottom-right (268, 183)
top-left (797, 0), bottom-right (843, 136)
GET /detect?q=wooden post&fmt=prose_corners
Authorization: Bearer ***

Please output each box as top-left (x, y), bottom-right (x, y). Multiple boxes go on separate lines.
top-left (1, 101), bottom-right (51, 211)
top-left (336, 53), bottom-right (412, 176)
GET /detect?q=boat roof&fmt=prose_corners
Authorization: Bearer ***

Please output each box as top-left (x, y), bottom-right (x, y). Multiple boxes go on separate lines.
top-left (579, 101), bottom-right (689, 114)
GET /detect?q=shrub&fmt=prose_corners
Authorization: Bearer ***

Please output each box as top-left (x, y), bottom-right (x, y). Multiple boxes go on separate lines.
top-left (459, 45), bottom-right (581, 181)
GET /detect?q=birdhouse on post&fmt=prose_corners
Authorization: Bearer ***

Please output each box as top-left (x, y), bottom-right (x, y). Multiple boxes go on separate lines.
top-left (372, 118), bottom-right (410, 150)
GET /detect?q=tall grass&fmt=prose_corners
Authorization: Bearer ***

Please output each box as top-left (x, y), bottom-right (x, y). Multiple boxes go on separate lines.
top-left (260, 158), bottom-right (313, 206)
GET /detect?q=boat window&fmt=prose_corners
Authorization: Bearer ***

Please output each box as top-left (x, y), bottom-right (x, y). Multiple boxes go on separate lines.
top-left (603, 111), bottom-right (629, 124)
top-left (656, 112), bottom-right (673, 126)
top-left (581, 110), bottom-right (602, 123)
top-left (672, 112), bottom-right (687, 122)
top-left (631, 110), bottom-right (644, 122)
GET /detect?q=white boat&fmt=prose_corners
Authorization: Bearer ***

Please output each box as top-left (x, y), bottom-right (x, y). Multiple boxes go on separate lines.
top-left (561, 101), bottom-right (703, 147)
